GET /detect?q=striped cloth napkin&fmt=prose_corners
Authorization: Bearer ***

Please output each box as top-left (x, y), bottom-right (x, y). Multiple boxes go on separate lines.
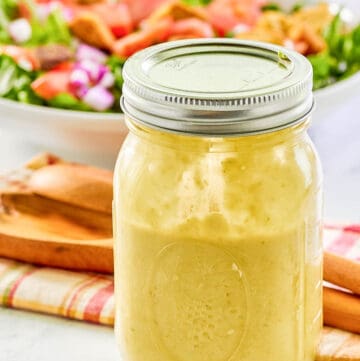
top-left (0, 260), bottom-right (115, 325)
top-left (0, 224), bottom-right (359, 326)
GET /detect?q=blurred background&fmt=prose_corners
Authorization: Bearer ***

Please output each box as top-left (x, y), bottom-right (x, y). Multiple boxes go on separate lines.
top-left (0, 1), bottom-right (359, 359)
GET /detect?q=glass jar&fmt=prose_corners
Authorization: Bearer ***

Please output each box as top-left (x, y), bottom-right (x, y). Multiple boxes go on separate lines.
top-left (113, 39), bottom-right (323, 361)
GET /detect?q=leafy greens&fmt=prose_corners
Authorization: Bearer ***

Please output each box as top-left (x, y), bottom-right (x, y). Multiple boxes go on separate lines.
top-left (106, 55), bottom-right (125, 111)
top-left (181, 0), bottom-right (213, 6)
top-left (0, 54), bottom-right (43, 104)
top-left (27, 9), bottom-right (72, 46)
top-left (0, 0), bottom-right (72, 46)
top-left (309, 14), bottom-right (360, 89)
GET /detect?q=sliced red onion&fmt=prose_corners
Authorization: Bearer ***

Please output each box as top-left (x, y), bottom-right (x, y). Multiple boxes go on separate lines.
top-left (75, 84), bottom-right (89, 99)
top-left (98, 72), bottom-right (115, 88)
top-left (76, 44), bottom-right (107, 64)
top-left (76, 60), bottom-right (107, 82)
top-left (96, 65), bottom-right (109, 82)
top-left (82, 86), bottom-right (115, 111)
top-left (70, 69), bottom-right (90, 88)
top-left (8, 19), bottom-right (32, 43)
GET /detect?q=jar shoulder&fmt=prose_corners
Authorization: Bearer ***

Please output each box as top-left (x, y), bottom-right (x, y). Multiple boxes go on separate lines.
top-left (114, 132), bottom-right (322, 230)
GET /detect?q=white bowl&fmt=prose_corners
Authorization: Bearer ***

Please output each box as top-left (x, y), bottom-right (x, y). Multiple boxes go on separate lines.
top-left (1, 68), bottom-right (359, 168)
top-left (0, 98), bottom-right (127, 167)
top-left (313, 71), bottom-right (360, 120)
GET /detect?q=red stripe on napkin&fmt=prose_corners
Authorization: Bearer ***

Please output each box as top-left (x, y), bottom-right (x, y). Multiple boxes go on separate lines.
top-left (83, 283), bottom-right (114, 323)
top-left (65, 276), bottom-right (102, 317)
top-left (6, 269), bottom-right (37, 307)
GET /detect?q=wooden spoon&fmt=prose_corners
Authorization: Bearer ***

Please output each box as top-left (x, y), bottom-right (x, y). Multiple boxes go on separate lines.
top-left (0, 191), bottom-right (113, 273)
top-left (27, 163), bottom-right (113, 214)
top-left (0, 159), bottom-right (114, 273)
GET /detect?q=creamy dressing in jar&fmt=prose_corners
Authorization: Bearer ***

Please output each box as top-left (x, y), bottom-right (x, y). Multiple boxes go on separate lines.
top-left (114, 39), bottom-right (323, 361)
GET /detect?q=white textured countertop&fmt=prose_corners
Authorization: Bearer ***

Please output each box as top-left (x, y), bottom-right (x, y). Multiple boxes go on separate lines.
top-left (0, 309), bottom-right (118, 361)
top-left (0, 89), bottom-right (359, 360)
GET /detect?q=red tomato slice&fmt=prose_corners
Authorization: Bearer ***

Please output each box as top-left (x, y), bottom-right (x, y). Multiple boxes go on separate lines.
top-left (31, 71), bottom-right (72, 100)
top-left (148, 17), bottom-right (174, 43)
top-left (112, 32), bottom-right (152, 58)
top-left (91, 3), bottom-right (133, 38)
top-left (207, 0), bottom-right (265, 36)
top-left (207, 4), bottom-right (237, 36)
top-left (51, 61), bottom-right (74, 72)
top-left (170, 18), bottom-right (214, 38)
top-left (121, 0), bottom-right (169, 25)
top-left (110, 25), bottom-right (130, 38)
top-left (63, 2), bottom-right (133, 37)
top-left (112, 18), bottom-right (173, 58)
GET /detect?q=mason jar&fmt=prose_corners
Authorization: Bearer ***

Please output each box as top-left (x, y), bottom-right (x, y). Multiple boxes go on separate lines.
top-left (113, 39), bottom-right (323, 361)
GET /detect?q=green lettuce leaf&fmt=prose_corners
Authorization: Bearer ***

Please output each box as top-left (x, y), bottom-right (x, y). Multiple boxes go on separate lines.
top-left (0, 54), bottom-right (43, 104)
top-left (27, 9), bottom-right (73, 46)
top-left (310, 14), bottom-right (360, 90)
top-left (181, 0), bottom-right (212, 5)
top-left (47, 93), bottom-right (92, 111)
top-left (106, 55), bottom-right (125, 111)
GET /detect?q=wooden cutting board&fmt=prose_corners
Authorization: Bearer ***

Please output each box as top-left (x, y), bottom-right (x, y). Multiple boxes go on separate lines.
top-left (0, 154), bottom-right (114, 273)
top-left (0, 191), bottom-right (113, 273)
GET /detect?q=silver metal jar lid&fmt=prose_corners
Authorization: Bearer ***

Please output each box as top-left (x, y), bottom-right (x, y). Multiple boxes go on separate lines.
top-left (121, 39), bottom-right (314, 136)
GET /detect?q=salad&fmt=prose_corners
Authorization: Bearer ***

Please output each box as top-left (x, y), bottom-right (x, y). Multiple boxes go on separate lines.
top-left (0, 0), bottom-right (359, 112)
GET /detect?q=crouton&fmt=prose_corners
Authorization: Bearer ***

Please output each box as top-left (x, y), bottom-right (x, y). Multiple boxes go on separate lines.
top-left (292, 3), bottom-right (333, 34)
top-left (145, 0), bottom-right (207, 25)
top-left (70, 12), bottom-right (115, 50)
top-left (35, 45), bottom-right (73, 71)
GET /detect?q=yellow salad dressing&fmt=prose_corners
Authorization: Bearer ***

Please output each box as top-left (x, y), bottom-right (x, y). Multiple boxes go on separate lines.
top-left (114, 40), bottom-right (323, 361)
